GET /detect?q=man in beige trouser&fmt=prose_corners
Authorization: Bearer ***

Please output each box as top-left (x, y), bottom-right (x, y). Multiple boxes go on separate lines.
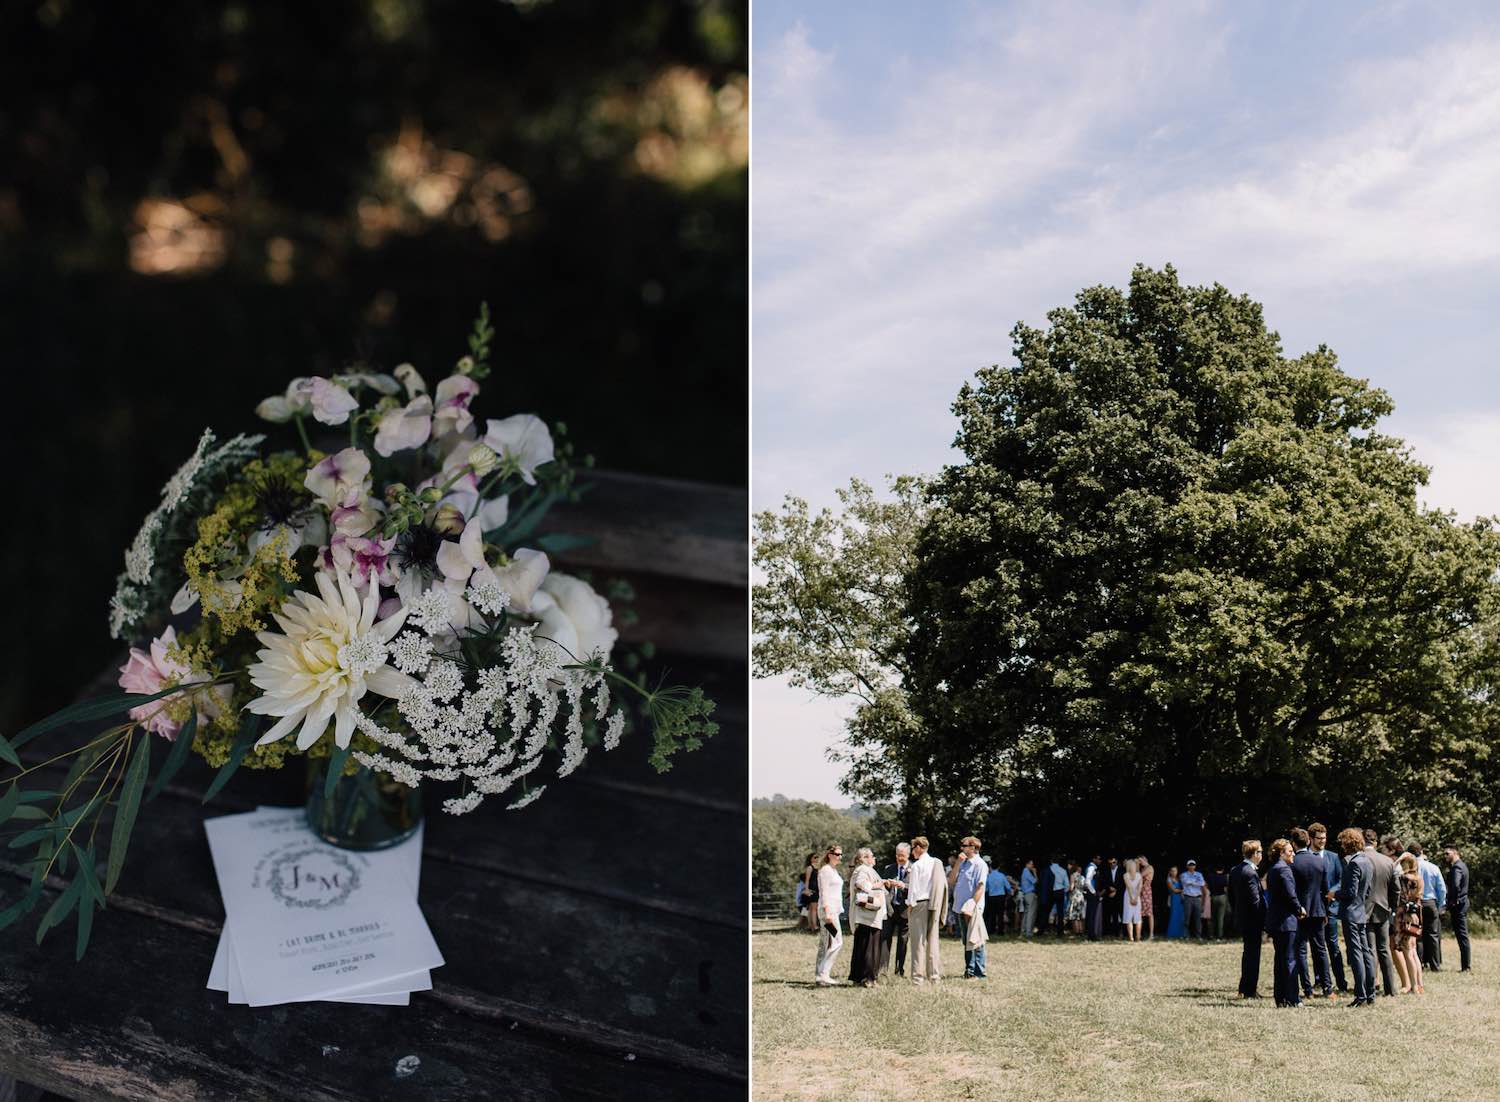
top-left (905, 836), bottom-right (946, 985)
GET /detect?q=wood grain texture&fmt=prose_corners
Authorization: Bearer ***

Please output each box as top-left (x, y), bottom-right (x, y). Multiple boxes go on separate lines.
top-left (0, 472), bottom-right (748, 1100)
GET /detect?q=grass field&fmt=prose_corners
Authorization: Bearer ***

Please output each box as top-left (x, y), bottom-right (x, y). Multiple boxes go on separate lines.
top-left (752, 928), bottom-right (1498, 1101)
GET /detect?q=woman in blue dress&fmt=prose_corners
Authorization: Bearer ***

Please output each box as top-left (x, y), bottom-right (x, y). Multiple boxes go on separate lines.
top-left (1166, 865), bottom-right (1186, 939)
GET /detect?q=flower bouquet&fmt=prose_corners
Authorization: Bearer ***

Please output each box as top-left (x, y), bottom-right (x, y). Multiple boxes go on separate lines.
top-left (0, 305), bottom-right (717, 958)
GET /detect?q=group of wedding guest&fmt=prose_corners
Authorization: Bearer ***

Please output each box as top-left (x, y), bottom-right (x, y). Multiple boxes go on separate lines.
top-left (799, 826), bottom-right (1472, 996)
top-left (1230, 825), bottom-right (1472, 1009)
top-left (805, 835), bottom-right (978, 987)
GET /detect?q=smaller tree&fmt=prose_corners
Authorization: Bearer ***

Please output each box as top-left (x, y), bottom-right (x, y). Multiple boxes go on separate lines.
top-left (750, 797), bottom-right (870, 902)
top-left (752, 476), bottom-right (930, 822)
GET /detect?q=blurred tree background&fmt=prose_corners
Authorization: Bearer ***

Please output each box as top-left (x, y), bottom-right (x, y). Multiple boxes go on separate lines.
top-left (0, 0), bottom-right (747, 734)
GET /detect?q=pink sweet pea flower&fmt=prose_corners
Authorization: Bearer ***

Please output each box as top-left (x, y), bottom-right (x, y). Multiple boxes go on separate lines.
top-left (117, 626), bottom-right (213, 741)
top-left (332, 534), bottom-right (398, 589)
top-left (432, 374), bottom-right (480, 439)
top-left (373, 395), bottom-right (433, 457)
top-left (310, 377), bottom-right (359, 425)
top-left (305, 447), bottom-right (373, 509)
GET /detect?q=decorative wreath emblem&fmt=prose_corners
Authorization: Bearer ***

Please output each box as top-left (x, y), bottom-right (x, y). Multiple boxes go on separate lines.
top-left (267, 847), bottom-right (361, 910)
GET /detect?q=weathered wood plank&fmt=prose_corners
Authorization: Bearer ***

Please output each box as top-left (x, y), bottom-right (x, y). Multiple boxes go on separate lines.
top-left (542, 471), bottom-right (747, 588)
top-left (0, 905), bottom-right (739, 1101)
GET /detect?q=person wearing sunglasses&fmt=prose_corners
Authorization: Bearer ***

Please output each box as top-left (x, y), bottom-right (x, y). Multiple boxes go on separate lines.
top-left (813, 843), bottom-right (847, 986)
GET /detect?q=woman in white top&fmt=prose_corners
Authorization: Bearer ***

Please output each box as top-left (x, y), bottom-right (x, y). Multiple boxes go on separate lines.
top-left (1121, 858), bottom-right (1144, 942)
top-left (846, 848), bottom-right (887, 987)
top-left (813, 842), bottom-right (846, 986)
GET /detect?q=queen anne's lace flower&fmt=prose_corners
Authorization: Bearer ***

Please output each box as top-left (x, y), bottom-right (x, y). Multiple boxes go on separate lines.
top-left (336, 631), bottom-right (390, 679)
top-left (407, 588), bottom-right (455, 633)
top-left (350, 613), bottom-right (624, 814)
top-left (465, 579), bottom-right (510, 617)
top-left (425, 661), bottom-right (463, 702)
top-left (506, 787), bottom-right (546, 811)
top-left (389, 631), bottom-right (434, 675)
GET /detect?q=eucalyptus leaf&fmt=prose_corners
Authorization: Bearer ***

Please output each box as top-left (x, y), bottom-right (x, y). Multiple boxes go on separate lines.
top-left (324, 744), bottom-right (351, 801)
top-left (489, 489), bottom-right (557, 545)
top-left (73, 842), bottom-right (105, 908)
top-left (533, 531), bottom-right (596, 554)
top-left (9, 821), bottom-right (63, 851)
top-left (0, 732), bottom-right (19, 769)
top-left (75, 891), bottom-right (95, 961)
top-left (0, 783), bottom-right (18, 825)
top-left (202, 713), bottom-right (261, 804)
top-left (147, 708), bottom-right (196, 803)
top-left (35, 874), bottom-right (83, 945)
top-left (105, 736), bottom-right (152, 895)
top-left (12, 686), bottom-right (195, 750)
top-left (0, 883), bottom-right (43, 933)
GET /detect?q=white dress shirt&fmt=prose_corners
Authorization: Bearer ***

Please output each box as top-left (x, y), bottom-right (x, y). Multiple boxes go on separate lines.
top-left (905, 852), bottom-right (941, 903)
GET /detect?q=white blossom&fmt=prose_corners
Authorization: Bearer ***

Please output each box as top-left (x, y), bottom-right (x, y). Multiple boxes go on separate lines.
top-left (359, 620), bottom-right (627, 816)
top-left (407, 588), bottom-right (456, 633)
top-left (466, 579), bottom-right (510, 617)
top-left (389, 632), bottom-right (434, 675)
top-left (506, 787), bottom-right (547, 811)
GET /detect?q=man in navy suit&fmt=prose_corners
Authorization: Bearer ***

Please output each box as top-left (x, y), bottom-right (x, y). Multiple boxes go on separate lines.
top-left (1310, 823), bottom-right (1349, 993)
top-left (1444, 844), bottom-right (1472, 972)
top-left (1338, 827), bottom-right (1376, 1006)
top-left (1265, 838), bottom-right (1306, 1007)
top-left (1290, 827), bottom-right (1332, 998)
top-left (1228, 839), bottom-right (1266, 998)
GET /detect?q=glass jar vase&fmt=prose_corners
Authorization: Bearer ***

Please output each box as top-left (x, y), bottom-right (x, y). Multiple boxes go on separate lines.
top-left (305, 757), bottom-right (422, 850)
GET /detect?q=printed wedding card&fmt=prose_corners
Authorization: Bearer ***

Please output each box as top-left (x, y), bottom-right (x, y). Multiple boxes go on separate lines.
top-left (204, 806), bottom-right (443, 1006)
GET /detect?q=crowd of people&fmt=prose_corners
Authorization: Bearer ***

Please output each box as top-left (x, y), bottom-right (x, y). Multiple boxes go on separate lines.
top-left (794, 825), bottom-right (1474, 1002)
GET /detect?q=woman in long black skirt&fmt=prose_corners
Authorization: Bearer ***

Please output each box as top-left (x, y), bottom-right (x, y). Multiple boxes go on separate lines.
top-left (847, 847), bottom-right (888, 987)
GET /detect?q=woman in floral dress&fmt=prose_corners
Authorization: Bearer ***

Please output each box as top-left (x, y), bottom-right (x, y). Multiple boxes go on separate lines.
top-left (1066, 862), bottom-right (1086, 933)
top-left (1138, 855), bottom-right (1155, 940)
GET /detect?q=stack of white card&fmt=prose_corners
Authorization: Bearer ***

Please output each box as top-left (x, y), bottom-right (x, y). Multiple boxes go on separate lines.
top-left (204, 806), bottom-right (444, 1006)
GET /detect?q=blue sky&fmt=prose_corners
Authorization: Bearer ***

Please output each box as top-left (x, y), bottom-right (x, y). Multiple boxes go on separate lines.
top-left (752, 0), bottom-right (1500, 803)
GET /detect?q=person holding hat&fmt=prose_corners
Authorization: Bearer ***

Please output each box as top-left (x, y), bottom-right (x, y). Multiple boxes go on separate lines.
top-left (1180, 859), bottom-right (1208, 941)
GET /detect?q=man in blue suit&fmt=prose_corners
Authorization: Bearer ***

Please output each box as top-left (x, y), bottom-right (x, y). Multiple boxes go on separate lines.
top-left (1229, 839), bottom-right (1266, 998)
top-left (1310, 823), bottom-right (1348, 993)
top-left (1290, 827), bottom-right (1332, 998)
top-left (1265, 838), bottom-right (1306, 1007)
top-left (1337, 826), bottom-right (1377, 1006)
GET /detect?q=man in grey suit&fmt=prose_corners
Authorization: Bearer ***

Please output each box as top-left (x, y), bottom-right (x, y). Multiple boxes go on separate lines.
top-left (1363, 829), bottom-right (1400, 997)
top-left (1337, 827), bottom-right (1376, 1006)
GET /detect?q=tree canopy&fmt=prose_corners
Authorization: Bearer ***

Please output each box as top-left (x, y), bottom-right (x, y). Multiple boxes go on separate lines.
top-left (900, 265), bottom-right (1500, 859)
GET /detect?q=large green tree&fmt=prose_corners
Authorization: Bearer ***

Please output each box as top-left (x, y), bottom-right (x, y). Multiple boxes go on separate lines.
top-left (903, 265), bottom-right (1500, 859)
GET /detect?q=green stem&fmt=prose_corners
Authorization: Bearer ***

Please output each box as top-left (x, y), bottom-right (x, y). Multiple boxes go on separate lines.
top-left (293, 415), bottom-right (314, 456)
top-left (475, 469), bottom-right (516, 501)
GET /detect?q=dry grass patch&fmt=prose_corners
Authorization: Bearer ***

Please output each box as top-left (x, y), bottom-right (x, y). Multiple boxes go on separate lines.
top-left (753, 929), bottom-right (1499, 1101)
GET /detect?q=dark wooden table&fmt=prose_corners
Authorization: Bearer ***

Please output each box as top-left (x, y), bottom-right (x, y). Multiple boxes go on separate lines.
top-left (0, 472), bottom-right (747, 1101)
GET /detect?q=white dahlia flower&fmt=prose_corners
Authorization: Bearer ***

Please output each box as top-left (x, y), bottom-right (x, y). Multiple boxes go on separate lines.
top-left (246, 570), bottom-right (416, 750)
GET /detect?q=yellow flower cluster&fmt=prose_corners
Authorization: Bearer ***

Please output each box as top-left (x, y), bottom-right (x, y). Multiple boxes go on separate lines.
top-left (182, 455), bottom-right (306, 641)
